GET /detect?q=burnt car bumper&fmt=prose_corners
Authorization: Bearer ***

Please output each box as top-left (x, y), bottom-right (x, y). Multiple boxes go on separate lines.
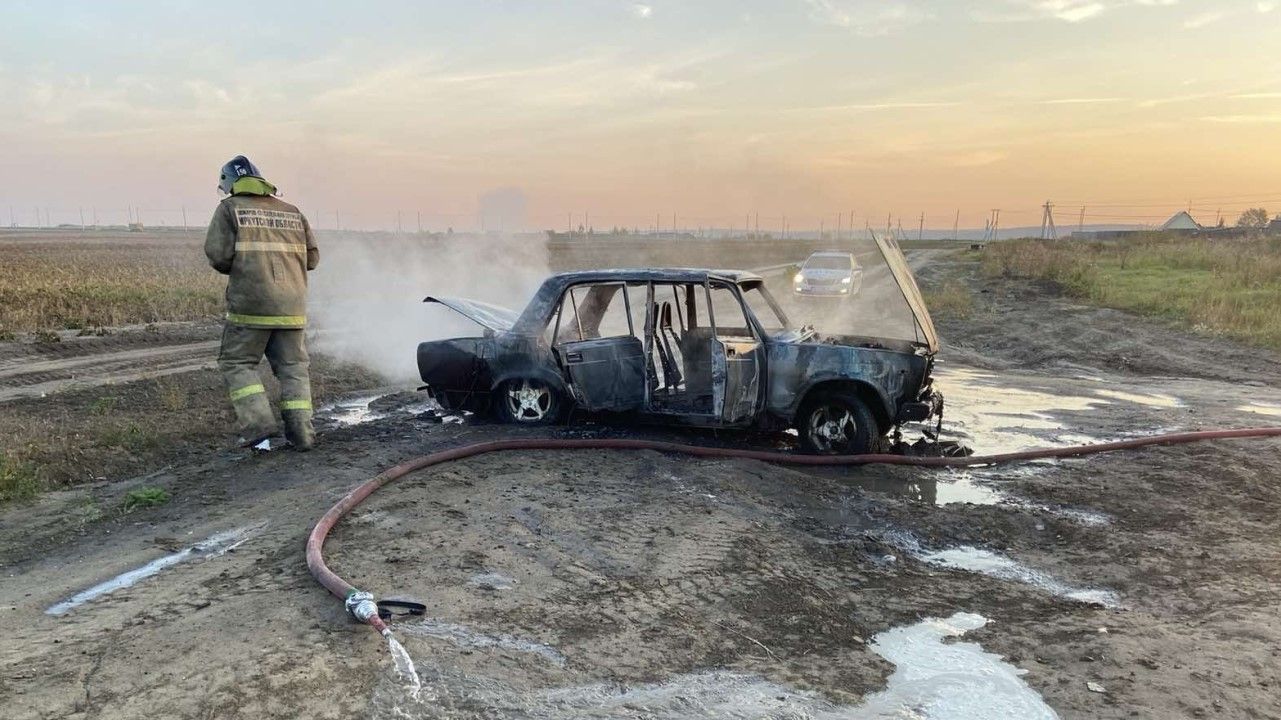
top-left (896, 390), bottom-right (943, 424)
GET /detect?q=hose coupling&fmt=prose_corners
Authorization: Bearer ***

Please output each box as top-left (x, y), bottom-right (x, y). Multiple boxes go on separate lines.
top-left (345, 589), bottom-right (379, 624)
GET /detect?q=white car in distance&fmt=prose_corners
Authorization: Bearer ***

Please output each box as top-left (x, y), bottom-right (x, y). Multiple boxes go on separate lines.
top-left (793, 251), bottom-right (861, 297)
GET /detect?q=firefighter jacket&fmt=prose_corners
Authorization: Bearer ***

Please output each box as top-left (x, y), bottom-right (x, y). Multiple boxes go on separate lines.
top-left (204, 179), bottom-right (319, 329)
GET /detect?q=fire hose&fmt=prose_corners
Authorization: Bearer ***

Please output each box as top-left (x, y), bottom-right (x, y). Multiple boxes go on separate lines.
top-left (306, 427), bottom-right (1281, 637)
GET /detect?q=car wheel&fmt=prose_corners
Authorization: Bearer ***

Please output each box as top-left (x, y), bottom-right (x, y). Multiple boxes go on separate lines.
top-left (494, 378), bottom-right (563, 425)
top-left (799, 392), bottom-right (878, 455)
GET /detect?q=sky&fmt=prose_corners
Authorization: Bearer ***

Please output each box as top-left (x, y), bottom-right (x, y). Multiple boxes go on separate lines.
top-left (3, 0), bottom-right (1281, 231)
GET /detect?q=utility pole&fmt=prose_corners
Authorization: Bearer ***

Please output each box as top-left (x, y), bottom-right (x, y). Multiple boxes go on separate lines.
top-left (1040, 200), bottom-right (1058, 240)
top-left (417, 211), bottom-right (422, 233)
top-left (656, 212), bottom-right (661, 235)
top-left (836, 212), bottom-right (841, 241)
top-left (672, 211), bottom-right (676, 236)
top-left (754, 211), bottom-right (759, 237)
top-left (820, 219), bottom-right (824, 239)
top-left (79, 207), bottom-right (85, 231)
top-left (335, 209), bottom-right (341, 231)
top-left (953, 209), bottom-right (960, 240)
top-left (918, 212), bottom-right (924, 241)
top-left (992, 209), bottom-right (1001, 240)
top-left (1078, 206), bottom-right (1086, 233)
top-left (36, 206), bottom-right (41, 228)
top-left (182, 206), bottom-right (188, 231)
top-left (9, 205), bottom-right (14, 228)
top-left (782, 215), bottom-right (787, 239)
top-left (92, 206), bottom-right (97, 228)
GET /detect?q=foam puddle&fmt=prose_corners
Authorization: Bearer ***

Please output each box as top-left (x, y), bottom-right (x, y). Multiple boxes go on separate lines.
top-left (400, 618), bottom-right (566, 667)
top-left (920, 547), bottom-right (1120, 608)
top-left (377, 612), bottom-right (1056, 718)
top-left (45, 522), bottom-right (266, 616)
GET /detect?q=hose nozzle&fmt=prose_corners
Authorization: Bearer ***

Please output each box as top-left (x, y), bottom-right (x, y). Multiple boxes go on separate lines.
top-left (345, 589), bottom-right (388, 634)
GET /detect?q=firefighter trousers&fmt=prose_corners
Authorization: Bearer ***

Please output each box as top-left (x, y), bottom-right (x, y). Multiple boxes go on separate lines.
top-left (217, 324), bottom-right (315, 449)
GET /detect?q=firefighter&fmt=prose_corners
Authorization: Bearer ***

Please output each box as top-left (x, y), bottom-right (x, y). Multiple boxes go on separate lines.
top-left (204, 155), bottom-right (319, 450)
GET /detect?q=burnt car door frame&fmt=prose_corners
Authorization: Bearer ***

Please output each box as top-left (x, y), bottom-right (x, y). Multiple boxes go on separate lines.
top-left (704, 278), bottom-right (766, 425)
top-left (549, 282), bottom-right (646, 412)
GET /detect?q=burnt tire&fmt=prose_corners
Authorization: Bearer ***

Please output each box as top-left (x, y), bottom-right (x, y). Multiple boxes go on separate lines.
top-left (494, 378), bottom-right (563, 425)
top-left (798, 392), bottom-right (878, 455)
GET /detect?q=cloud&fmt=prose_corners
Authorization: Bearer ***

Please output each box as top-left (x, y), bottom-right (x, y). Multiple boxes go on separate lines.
top-left (803, 0), bottom-right (934, 36)
top-left (1182, 10), bottom-right (1225, 27)
top-left (1259, 1), bottom-right (1277, 12)
top-left (1040, 97), bottom-right (1126, 104)
top-left (631, 4), bottom-right (653, 19)
top-left (975, 0), bottom-right (1179, 23)
top-left (1201, 114), bottom-right (1281, 123)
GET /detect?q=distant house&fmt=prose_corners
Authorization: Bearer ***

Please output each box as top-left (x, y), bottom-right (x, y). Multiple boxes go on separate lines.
top-left (1161, 211), bottom-right (1201, 233)
top-left (1268, 217), bottom-right (1281, 235)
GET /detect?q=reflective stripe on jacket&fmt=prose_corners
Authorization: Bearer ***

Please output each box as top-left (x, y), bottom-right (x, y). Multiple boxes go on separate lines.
top-left (204, 189), bottom-right (318, 329)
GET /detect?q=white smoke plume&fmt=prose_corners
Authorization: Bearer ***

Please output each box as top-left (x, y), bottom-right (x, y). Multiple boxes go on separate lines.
top-left (307, 231), bottom-right (551, 382)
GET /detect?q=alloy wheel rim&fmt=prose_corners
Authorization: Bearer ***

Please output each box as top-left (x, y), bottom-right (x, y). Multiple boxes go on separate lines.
top-left (507, 379), bottom-right (551, 421)
top-left (808, 404), bottom-right (857, 452)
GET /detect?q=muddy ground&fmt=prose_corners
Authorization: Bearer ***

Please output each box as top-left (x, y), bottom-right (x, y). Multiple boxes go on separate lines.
top-left (2, 250), bottom-right (1280, 719)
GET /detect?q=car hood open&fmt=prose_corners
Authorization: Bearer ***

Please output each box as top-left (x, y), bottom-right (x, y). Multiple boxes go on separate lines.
top-left (423, 296), bottom-right (520, 333)
top-left (873, 234), bottom-right (940, 353)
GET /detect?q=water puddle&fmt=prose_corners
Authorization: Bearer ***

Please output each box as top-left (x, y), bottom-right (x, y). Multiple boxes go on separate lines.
top-left (399, 618), bottom-right (566, 667)
top-left (45, 521), bottom-right (266, 616)
top-left (374, 612), bottom-right (1056, 718)
top-left (323, 394), bottom-right (387, 426)
top-left (920, 546), bottom-right (1120, 608)
top-left (1239, 401), bottom-right (1281, 418)
top-left (1092, 388), bottom-right (1183, 408)
top-left (319, 392), bottom-right (453, 426)
top-left (934, 366), bottom-right (1106, 455)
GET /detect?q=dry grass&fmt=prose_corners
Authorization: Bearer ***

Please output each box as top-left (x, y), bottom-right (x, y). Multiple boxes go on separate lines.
top-left (983, 234), bottom-right (1281, 349)
top-left (921, 280), bottom-right (974, 319)
top-left (0, 233), bottom-right (224, 333)
top-left (0, 357), bottom-right (384, 502)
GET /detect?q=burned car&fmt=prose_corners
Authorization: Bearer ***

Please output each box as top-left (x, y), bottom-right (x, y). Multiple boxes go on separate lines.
top-left (417, 236), bottom-right (941, 454)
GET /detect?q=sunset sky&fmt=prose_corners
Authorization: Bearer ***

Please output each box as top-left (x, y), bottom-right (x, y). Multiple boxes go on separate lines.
top-left (3, 0), bottom-right (1281, 231)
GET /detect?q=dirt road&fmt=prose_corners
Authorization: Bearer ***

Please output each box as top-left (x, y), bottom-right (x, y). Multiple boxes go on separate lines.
top-left (0, 325), bottom-right (220, 402)
top-left (2, 250), bottom-right (1280, 719)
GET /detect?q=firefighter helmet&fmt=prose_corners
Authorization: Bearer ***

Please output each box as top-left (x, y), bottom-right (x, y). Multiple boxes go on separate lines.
top-left (218, 155), bottom-right (265, 195)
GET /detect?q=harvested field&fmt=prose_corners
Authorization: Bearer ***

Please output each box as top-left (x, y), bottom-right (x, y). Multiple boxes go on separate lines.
top-left (0, 231), bottom-right (224, 334)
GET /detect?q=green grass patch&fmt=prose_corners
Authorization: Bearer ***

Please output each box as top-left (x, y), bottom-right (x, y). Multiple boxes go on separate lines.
top-left (0, 452), bottom-right (41, 503)
top-left (983, 234), bottom-right (1281, 349)
top-left (123, 486), bottom-right (170, 512)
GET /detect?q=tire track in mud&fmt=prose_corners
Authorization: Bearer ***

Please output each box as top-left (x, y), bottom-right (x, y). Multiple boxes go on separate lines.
top-left (0, 339), bottom-right (218, 402)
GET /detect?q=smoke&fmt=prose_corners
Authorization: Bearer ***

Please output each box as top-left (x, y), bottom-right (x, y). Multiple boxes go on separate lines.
top-left (307, 230), bottom-right (551, 382)
top-left (477, 186), bottom-right (528, 233)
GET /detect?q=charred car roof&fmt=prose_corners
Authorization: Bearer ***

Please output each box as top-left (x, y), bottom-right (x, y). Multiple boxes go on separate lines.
top-left (507, 268), bottom-right (765, 334)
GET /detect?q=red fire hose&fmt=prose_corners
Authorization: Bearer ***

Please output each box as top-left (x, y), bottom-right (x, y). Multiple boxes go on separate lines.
top-left (306, 427), bottom-right (1281, 634)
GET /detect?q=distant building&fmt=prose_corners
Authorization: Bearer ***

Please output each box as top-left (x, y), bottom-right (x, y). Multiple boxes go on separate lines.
top-left (1160, 211), bottom-right (1202, 233)
top-left (1268, 217), bottom-right (1281, 235)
